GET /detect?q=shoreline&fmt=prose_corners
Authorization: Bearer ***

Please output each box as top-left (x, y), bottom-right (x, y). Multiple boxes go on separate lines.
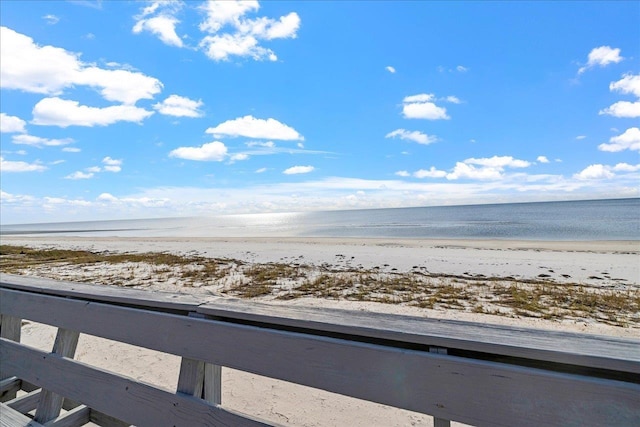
top-left (3, 234), bottom-right (639, 250)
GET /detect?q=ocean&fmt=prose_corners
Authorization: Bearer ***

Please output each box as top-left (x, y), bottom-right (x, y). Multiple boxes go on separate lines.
top-left (1, 198), bottom-right (639, 241)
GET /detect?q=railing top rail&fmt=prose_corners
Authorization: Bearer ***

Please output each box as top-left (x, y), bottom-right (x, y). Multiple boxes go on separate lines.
top-left (0, 273), bottom-right (202, 312)
top-left (1, 273), bottom-right (639, 375)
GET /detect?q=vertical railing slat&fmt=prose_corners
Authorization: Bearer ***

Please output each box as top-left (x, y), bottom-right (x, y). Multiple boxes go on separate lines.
top-left (0, 314), bottom-right (22, 401)
top-left (429, 347), bottom-right (451, 427)
top-left (204, 363), bottom-right (222, 405)
top-left (176, 357), bottom-right (205, 397)
top-left (34, 328), bottom-right (80, 423)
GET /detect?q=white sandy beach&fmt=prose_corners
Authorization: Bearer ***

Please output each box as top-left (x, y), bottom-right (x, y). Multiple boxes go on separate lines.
top-left (3, 235), bottom-right (639, 426)
top-left (4, 236), bottom-right (639, 287)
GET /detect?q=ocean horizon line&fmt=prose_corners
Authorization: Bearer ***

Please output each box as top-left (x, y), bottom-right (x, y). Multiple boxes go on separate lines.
top-left (1, 196), bottom-right (637, 228)
top-left (1, 198), bottom-right (638, 241)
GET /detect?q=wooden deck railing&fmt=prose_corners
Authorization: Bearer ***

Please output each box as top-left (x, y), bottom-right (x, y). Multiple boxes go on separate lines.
top-left (1, 273), bottom-right (638, 426)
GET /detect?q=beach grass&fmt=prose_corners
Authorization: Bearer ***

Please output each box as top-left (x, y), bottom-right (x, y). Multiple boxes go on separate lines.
top-left (1, 244), bottom-right (638, 327)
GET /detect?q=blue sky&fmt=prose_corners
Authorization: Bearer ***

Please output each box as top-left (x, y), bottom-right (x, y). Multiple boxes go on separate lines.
top-left (1, 1), bottom-right (639, 224)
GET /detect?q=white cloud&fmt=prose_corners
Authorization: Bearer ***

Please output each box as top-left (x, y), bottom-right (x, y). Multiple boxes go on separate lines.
top-left (255, 167), bottom-right (267, 173)
top-left (97, 192), bottom-right (119, 202)
top-left (464, 155), bottom-right (531, 168)
top-left (397, 156), bottom-right (534, 182)
top-left (246, 141), bottom-right (275, 148)
top-left (93, 193), bottom-right (172, 209)
top-left (235, 143), bottom-right (326, 158)
top-left (32, 97), bottom-right (154, 127)
top-left (238, 12), bottom-right (301, 40)
top-left (65, 171), bottom-right (95, 180)
top-left (196, 1), bottom-right (299, 62)
top-left (169, 141), bottom-right (228, 161)
top-left (103, 156), bottom-right (122, 172)
top-left (446, 162), bottom-right (504, 180)
top-left (0, 156), bottom-right (46, 172)
top-left (1, 26), bottom-right (163, 104)
top-left (574, 164), bottom-right (614, 180)
top-left (153, 94), bottom-right (204, 117)
top-left (230, 153), bottom-right (249, 162)
top-left (445, 96), bottom-right (462, 104)
top-left (414, 167), bottom-right (447, 178)
top-left (62, 147), bottom-right (81, 153)
top-left (134, 16), bottom-right (183, 47)
top-left (402, 93), bottom-right (449, 120)
top-left (43, 14), bottom-right (60, 25)
top-left (283, 165), bottom-right (314, 175)
top-left (1, 26), bottom-right (79, 95)
top-left (86, 166), bottom-right (102, 173)
top-left (200, 33), bottom-right (276, 61)
top-left (12, 134), bottom-right (74, 147)
top-left (439, 65), bottom-right (468, 73)
top-left (0, 113), bottom-right (26, 133)
top-left (395, 170), bottom-right (410, 177)
top-left (444, 156), bottom-right (531, 180)
top-left (103, 156), bottom-right (121, 166)
top-left (206, 115), bottom-right (303, 140)
top-left (386, 129), bottom-right (437, 145)
top-left (573, 162), bottom-right (640, 181)
top-left (403, 102), bottom-right (449, 120)
top-left (75, 67), bottom-right (163, 105)
top-left (537, 156), bottom-right (550, 163)
top-left (598, 127), bottom-right (640, 152)
top-left (578, 46), bottom-right (624, 74)
top-left (133, 1), bottom-right (184, 47)
top-left (0, 190), bottom-right (35, 204)
top-left (264, 13), bottom-right (301, 39)
top-left (576, 135), bottom-right (586, 140)
top-left (199, 0), bottom-right (260, 33)
top-left (599, 74), bottom-right (640, 118)
top-left (599, 101), bottom-right (640, 118)
top-left (610, 73), bottom-right (640, 98)
top-left (612, 163), bottom-right (640, 172)
top-left (404, 94), bottom-right (435, 103)
top-left (104, 61), bottom-right (138, 71)
top-left (385, 66), bottom-right (396, 74)
top-left (69, 1), bottom-right (102, 10)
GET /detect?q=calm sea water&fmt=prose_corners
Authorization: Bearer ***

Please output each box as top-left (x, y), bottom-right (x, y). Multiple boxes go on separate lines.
top-left (1, 198), bottom-right (639, 241)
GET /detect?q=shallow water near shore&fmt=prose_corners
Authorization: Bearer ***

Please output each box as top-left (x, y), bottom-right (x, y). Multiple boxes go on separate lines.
top-left (2, 198), bottom-right (639, 240)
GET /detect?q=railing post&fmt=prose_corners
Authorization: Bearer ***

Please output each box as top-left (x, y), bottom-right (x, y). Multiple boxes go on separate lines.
top-left (0, 314), bottom-right (22, 401)
top-left (429, 346), bottom-right (451, 427)
top-left (33, 328), bottom-right (80, 423)
top-left (179, 313), bottom-right (222, 406)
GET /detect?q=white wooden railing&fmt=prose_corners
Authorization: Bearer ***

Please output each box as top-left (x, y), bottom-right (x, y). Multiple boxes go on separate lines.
top-left (1, 274), bottom-right (638, 426)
